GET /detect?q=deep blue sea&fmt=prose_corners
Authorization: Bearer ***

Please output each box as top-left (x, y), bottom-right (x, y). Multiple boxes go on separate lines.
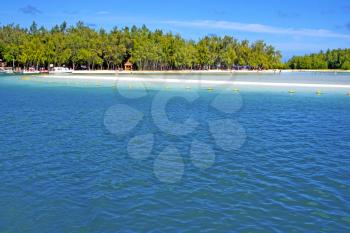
top-left (1, 73), bottom-right (350, 232)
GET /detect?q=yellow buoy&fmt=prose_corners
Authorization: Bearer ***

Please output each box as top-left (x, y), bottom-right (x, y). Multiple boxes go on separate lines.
top-left (233, 88), bottom-right (240, 92)
top-left (21, 76), bottom-right (30, 80)
top-left (207, 87), bottom-right (214, 91)
top-left (316, 90), bottom-right (322, 95)
top-left (165, 86), bottom-right (171, 90)
top-left (288, 90), bottom-right (296, 94)
top-left (347, 92), bottom-right (350, 96)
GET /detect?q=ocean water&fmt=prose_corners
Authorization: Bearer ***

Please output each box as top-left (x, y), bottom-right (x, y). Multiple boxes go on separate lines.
top-left (1, 73), bottom-right (350, 232)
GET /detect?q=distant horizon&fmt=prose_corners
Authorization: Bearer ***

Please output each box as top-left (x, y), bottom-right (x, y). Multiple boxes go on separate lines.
top-left (1, 0), bottom-right (350, 60)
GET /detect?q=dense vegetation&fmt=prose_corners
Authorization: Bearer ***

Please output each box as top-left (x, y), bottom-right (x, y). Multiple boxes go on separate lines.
top-left (287, 49), bottom-right (350, 70)
top-left (0, 21), bottom-right (283, 70)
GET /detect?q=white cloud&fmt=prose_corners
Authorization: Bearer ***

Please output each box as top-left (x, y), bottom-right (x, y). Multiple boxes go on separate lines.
top-left (96, 11), bottom-right (110, 15)
top-left (163, 20), bottom-right (350, 39)
top-left (274, 42), bottom-right (328, 51)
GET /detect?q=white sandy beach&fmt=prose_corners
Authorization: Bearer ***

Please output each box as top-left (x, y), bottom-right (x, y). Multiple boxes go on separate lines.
top-left (70, 69), bottom-right (350, 75)
top-left (72, 69), bottom-right (280, 75)
top-left (39, 74), bottom-right (350, 89)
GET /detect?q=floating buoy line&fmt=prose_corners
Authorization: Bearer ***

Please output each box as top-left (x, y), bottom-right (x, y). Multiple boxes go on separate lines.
top-left (113, 85), bottom-right (350, 96)
top-left (17, 77), bottom-right (350, 96)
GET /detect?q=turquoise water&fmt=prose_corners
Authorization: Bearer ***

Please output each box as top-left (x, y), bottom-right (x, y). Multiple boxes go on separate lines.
top-left (1, 74), bottom-right (350, 232)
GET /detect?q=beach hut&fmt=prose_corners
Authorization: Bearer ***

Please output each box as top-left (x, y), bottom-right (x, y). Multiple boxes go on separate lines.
top-left (124, 60), bottom-right (133, 71)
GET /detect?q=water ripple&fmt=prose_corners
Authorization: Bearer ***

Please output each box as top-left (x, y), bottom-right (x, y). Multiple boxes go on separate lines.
top-left (0, 79), bottom-right (350, 232)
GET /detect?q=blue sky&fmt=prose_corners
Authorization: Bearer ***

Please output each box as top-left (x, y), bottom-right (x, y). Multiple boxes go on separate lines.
top-left (1, 0), bottom-right (350, 59)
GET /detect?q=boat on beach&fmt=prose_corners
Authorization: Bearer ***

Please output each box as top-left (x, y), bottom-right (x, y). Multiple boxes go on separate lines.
top-left (0, 68), bottom-right (13, 74)
top-left (39, 68), bottom-right (49, 74)
top-left (49, 67), bottom-right (73, 74)
top-left (22, 67), bottom-right (40, 74)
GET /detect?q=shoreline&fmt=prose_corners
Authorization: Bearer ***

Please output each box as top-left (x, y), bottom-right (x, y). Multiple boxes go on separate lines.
top-left (70, 69), bottom-right (350, 75)
top-left (39, 75), bottom-right (350, 89)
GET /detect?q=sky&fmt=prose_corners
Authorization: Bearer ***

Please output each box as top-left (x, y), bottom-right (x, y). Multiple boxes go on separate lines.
top-left (1, 0), bottom-right (350, 60)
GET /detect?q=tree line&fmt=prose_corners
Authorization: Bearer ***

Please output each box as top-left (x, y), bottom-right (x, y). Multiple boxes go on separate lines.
top-left (0, 21), bottom-right (284, 70)
top-left (287, 49), bottom-right (350, 70)
top-left (2, 21), bottom-right (348, 71)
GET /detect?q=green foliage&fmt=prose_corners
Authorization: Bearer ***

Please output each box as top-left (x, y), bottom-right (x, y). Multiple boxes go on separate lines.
top-left (341, 60), bottom-right (350, 70)
top-left (0, 21), bottom-right (283, 70)
top-left (287, 49), bottom-right (350, 70)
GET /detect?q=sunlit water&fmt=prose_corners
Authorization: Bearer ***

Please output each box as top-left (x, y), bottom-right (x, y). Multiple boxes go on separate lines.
top-left (1, 73), bottom-right (350, 232)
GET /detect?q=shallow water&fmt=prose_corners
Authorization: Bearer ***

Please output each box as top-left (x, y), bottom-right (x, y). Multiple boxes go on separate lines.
top-left (1, 73), bottom-right (350, 232)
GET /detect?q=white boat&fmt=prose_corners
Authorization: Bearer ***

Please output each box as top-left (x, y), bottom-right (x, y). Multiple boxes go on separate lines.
top-left (22, 68), bottom-right (40, 74)
top-left (0, 68), bottom-right (14, 74)
top-left (49, 67), bottom-right (73, 74)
